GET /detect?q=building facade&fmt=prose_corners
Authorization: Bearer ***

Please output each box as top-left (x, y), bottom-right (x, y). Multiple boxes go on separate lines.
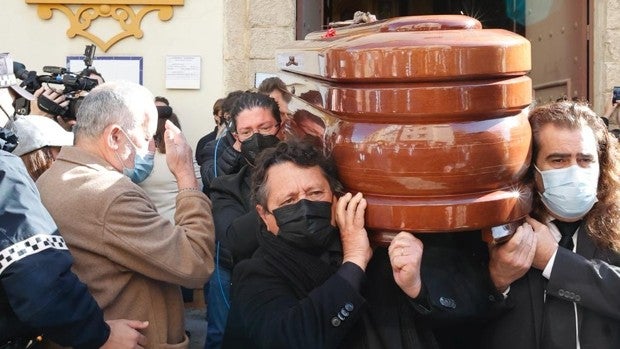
top-left (0, 0), bottom-right (617, 146)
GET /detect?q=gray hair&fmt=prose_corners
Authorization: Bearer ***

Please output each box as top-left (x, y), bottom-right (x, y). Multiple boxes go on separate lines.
top-left (74, 81), bottom-right (155, 139)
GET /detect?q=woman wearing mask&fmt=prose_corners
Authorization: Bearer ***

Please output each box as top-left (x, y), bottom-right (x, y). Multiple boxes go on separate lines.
top-left (205, 92), bottom-right (282, 349)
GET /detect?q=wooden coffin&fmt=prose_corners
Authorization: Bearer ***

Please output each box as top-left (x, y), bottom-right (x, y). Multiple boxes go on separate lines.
top-left (277, 15), bottom-right (533, 243)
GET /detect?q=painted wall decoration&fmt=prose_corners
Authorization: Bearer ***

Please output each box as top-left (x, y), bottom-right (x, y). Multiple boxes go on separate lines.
top-left (25, 0), bottom-right (184, 51)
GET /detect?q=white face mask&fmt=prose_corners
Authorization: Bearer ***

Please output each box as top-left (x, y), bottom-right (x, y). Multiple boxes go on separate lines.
top-left (536, 164), bottom-right (599, 220)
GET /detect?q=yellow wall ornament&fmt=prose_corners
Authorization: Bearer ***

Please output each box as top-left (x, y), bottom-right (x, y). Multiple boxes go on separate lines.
top-left (25, 0), bottom-right (184, 52)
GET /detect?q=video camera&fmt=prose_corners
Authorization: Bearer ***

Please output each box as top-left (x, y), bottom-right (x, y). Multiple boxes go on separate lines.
top-left (13, 45), bottom-right (100, 120)
top-left (613, 86), bottom-right (620, 105)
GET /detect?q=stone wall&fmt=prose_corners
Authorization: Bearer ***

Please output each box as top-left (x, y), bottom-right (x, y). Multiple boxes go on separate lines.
top-left (223, 0), bottom-right (296, 93)
top-left (220, 0), bottom-right (619, 115)
top-left (593, 0), bottom-right (620, 113)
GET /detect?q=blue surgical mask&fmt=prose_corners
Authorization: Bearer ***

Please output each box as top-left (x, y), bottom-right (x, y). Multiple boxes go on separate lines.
top-left (536, 164), bottom-right (599, 220)
top-left (128, 152), bottom-right (155, 183)
top-left (115, 128), bottom-right (155, 183)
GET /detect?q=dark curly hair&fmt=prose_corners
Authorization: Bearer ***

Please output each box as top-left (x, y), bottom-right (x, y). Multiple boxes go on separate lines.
top-left (153, 109), bottom-right (181, 154)
top-left (229, 92), bottom-right (281, 132)
top-left (251, 139), bottom-right (343, 208)
top-left (221, 90), bottom-right (244, 117)
top-left (528, 101), bottom-right (620, 251)
top-left (154, 96), bottom-right (169, 106)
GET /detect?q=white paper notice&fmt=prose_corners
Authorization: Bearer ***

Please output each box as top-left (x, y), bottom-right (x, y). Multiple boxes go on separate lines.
top-left (67, 56), bottom-right (143, 84)
top-left (165, 55), bottom-right (201, 89)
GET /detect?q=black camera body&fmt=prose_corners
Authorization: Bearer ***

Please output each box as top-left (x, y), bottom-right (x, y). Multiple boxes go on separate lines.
top-left (613, 86), bottom-right (620, 105)
top-left (14, 65), bottom-right (98, 96)
top-left (36, 92), bottom-right (86, 121)
top-left (13, 45), bottom-right (99, 120)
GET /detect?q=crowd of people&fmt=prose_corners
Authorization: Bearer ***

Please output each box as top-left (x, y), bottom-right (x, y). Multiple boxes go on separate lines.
top-left (1, 49), bottom-right (620, 349)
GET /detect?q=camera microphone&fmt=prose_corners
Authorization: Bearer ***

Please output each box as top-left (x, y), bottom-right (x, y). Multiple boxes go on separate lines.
top-left (13, 62), bottom-right (29, 80)
top-left (43, 66), bottom-right (67, 75)
top-left (12, 62), bottom-right (42, 95)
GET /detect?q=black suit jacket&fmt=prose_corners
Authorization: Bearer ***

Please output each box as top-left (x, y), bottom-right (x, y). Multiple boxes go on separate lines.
top-left (223, 233), bottom-right (506, 349)
top-left (223, 257), bottom-right (370, 349)
top-left (195, 127), bottom-right (218, 165)
top-left (484, 224), bottom-right (620, 349)
top-left (208, 165), bottom-right (261, 269)
top-left (199, 132), bottom-right (243, 190)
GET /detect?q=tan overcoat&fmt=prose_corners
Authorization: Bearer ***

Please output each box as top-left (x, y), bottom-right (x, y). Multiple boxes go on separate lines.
top-left (37, 146), bottom-right (215, 348)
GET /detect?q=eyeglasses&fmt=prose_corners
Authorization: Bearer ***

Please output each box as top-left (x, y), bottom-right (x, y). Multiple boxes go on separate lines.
top-left (236, 124), bottom-right (279, 141)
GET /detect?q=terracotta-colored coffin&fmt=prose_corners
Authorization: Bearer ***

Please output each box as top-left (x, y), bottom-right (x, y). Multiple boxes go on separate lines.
top-left (304, 15), bottom-right (482, 41)
top-left (277, 29), bottom-right (530, 82)
top-left (276, 15), bottom-right (533, 244)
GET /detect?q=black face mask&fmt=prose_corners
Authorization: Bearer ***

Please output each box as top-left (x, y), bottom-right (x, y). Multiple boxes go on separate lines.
top-left (240, 133), bottom-right (279, 165)
top-left (272, 199), bottom-right (338, 250)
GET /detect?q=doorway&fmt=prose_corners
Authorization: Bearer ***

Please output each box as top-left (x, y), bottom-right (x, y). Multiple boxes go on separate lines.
top-left (296, 0), bottom-right (591, 102)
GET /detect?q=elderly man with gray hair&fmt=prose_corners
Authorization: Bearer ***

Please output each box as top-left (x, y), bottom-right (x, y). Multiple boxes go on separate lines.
top-left (37, 81), bottom-right (216, 348)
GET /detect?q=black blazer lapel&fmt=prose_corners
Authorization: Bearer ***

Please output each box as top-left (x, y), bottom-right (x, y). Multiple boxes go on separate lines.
top-left (575, 224), bottom-right (597, 339)
top-left (576, 224), bottom-right (596, 260)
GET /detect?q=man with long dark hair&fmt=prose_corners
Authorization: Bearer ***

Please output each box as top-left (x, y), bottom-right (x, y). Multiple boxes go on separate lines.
top-left (486, 101), bottom-right (620, 349)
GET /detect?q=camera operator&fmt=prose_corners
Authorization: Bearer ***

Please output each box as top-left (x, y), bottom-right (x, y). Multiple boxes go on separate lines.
top-left (0, 54), bottom-right (34, 126)
top-left (11, 51), bottom-right (100, 132)
top-left (81, 67), bottom-right (105, 85)
top-left (3, 71), bottom-right (75, 133)
top-left (603, 101), bottom-right (620, 139)
top-left (601, 87), bottom-right (620, 139)
top-left (30, 85), bottom-right (74, 131)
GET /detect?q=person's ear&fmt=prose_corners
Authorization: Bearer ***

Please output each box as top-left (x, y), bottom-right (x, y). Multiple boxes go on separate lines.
top-left (105, 124), bottom-right (122, 150)
top-left (330, 194), bottom-right (338, 226)
top-left (256, 204), bottom-right (269, 226)
top-left (256, 204), bottom-right (279, 235)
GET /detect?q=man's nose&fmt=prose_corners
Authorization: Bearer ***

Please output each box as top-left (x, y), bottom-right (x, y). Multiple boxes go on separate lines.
top-left (569, 158), bottom-right (580, 167)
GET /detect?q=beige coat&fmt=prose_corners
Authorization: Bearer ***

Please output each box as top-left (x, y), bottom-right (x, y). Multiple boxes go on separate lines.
top-left (37, 146), bottom-right (215, 349)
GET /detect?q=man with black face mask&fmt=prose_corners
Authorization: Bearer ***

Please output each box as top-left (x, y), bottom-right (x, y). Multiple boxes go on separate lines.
top-left (204, 92), bottom-right (281, 349)
top-left (222, 140), bottom-right (455, 349)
